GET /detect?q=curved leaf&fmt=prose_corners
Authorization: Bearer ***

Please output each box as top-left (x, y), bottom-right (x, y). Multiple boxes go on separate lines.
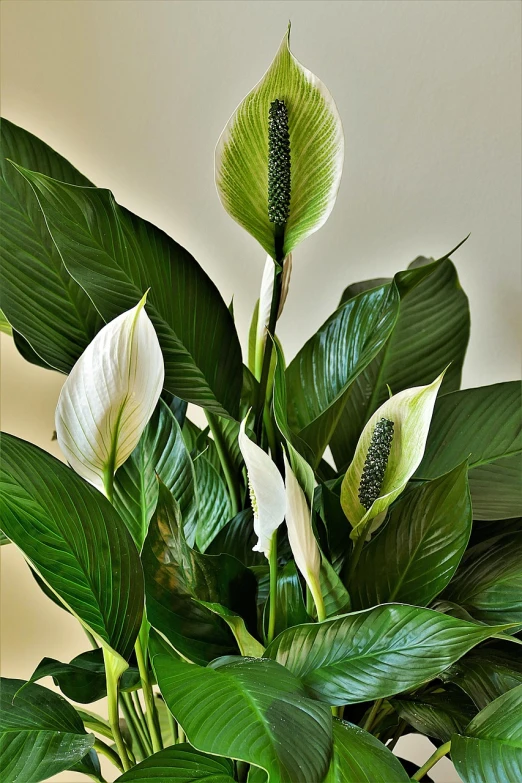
top-left (216, 26), bottom-right (344, 259)
top-left (286, 284), bottom-right (399, 464)
top-left (206, 508), bottom-right (264, 567)
top-left (266, 604), bottom-right (511, 705)
top-left (348, 463), bottom-right (471, 608)
top-left (452, 685), bottom-right (522, 783)
top-left (114, 398), bottom-right (197, 549)
top-left (416, 382), bottom-right (522, 519)
top-left (0, 678), bottom-right (94, 783)
top-left (116, 744), bottom-right (235, 782)
top-left (392, 688), bottom-right (476, 743)
top-left (152, 649), bottom-right (333, 783)
top-left (325, 719), bottom-right (410, 782)
top-left (0, 307), bottom-right (12, 335)
top-left (0, 118), bottom-right (101, 372)
top-left (197, 602), bottom-right (264, 657)
top-left (441, 643), bottom-right (522, 709)
top-left (13, 164), bottom-right (242, 417)
top-left (194, 456), bottom-right (232, 552)
top-left (331, 258), bottom-right (469, 470)
top-left (0, 433), bottom-right (143, 661)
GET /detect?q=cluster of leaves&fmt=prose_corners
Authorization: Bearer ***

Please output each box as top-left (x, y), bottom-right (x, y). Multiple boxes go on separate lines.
top-left (1, 26), bottom-right (521, 783)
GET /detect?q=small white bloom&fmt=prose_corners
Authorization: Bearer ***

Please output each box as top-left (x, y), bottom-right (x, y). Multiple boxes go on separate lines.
top-left (283, 451), bottom-right (321, 595)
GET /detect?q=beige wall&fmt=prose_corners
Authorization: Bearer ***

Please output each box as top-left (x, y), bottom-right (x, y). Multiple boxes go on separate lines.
top-left (1, 2), bottom-right (520, 782)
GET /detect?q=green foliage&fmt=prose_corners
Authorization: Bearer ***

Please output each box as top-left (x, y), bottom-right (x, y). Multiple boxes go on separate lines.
top-left (0, 27), bottom-right (520, 783)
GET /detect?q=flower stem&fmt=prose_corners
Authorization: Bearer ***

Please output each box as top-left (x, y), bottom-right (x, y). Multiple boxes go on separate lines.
top-left (346, 517), bottom-right (373, 583)
top-left (134, 635), bottom-right (163, 754)
top-left (267, 531), bottom-right (279, 644)
top-left (103, 648), bottom-right (132, 772)
top-left (412, 741), bottom-right (451, 781)
top-left (309, 575), bottom-right (326, 623)
top-left (362, 698), bottom-right (383, 733)
top-left (205, 411), bottom-right (240, 515)
top-left (131, 691), bottom-right (153, 754)
top-left (121, 691), bottom-right (151, 758)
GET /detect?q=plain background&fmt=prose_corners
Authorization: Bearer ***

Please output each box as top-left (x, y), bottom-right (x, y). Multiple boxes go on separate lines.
top-left (1, 2), bottom-right (521, 781)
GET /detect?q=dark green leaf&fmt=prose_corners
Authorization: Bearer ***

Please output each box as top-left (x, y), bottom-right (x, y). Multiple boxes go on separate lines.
top-left (0, 434), bottom-right (143, 660)
top-left (194, 456), bottom-right (232, 552)
top-left (271, 560), bottom-right (309, 637)
top-left (14, 165), bottom-right (242, 417)
top-left (0, 118), bottom-right (101, 371)
top-left (266, 605), bottom-right (511, 705)
top-left (70, 748), bottom-right (102, 781)
top-left (114, 398), bottom-right (197, 549)
top-left (441, 643), bottom-right (522, 710)
top-left (416, 382), bottom-right (522, 520)
top-left (452, 684), bottom-right (522, 783)
top-left (152, 648), bottom-right (333, 783)
top-left (116, 744), bottom-right (235, 782)
top-left (320, 555), bottom-right (352, 618)
top-left (325, 719), bottom-right (410, 782)
top-left (197, 602), bottom-right (264, 657)
top-left (349, 463), bottom-right (471, 608)
top-left (331, 259), bottom-right (470, 470)
top-left (0, 678), bottom-right (94, 783)
top-left (392, 688), bottom-right (476, 743)
top-left (206, 508), bottom-right (263, 567)
top-left (142, 481), bottom-right (257, 665)
top-left (286, 284), bottom-right (399, 464)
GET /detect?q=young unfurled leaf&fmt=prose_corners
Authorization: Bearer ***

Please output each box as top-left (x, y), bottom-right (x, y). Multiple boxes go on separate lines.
top-left (56, 294), bottom-right (164, 496)
top-left (216, 26), bottom-right (344, 259)
top-left (341, 373), bottom-right (444, 539)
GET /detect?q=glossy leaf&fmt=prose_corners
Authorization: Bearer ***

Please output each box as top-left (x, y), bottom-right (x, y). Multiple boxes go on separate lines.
top-left (0, 434), bottom-right (144, 661)
top-left (325, 719), bottom-right (410, 782)
top-left (206, 508), bottom-right (264, 567)
top-left (331, 259), bottom-right (469, 470)
top-left (216, 26), bottom-right (344, 259)
top-left (194, 456), bottom-right (232, 552)
top-left (416, 382), bottom-right (522, 519)
top-left (441, 643), bottom-right (522, 710)
top-left (114, 398), bottom-right (198, 549)
top-left (142, 481), bottom-right (257, 664)
top-left (392, 688), bottom-right (476, 743)
top-left (266, 604), bottom-right (511, 705)
top-left (197, 601), bottom-right (264, 657)
top-left (14, 164), bottom-right (242, 417)
top-left (270, 560), bottom-right (310, 637)
top-left (443, 533), bottom-right (522, 628)
top-left (152, 648), bottom-right (333, 783)
top-left (0, 118), bottom-right (101, 372)
top-left (452, 685), bottom-right (522, 783)
top-left (0, 678), bottom-right (94, 783)
top-left (56, 294), bottom-right (164, 495)
top-left (116, 744), bottom-right (235, 782)
top-left (348, 463), bottom-right (472, 608)
top-left (286, 284), bottom-right (399, 464)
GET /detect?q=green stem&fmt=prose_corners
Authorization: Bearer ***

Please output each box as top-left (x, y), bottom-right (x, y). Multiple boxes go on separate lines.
top-left (166, 708), bottom-right (178, 745)
top-left (94, 738), bottom-right (124, 773)
top-left (362, 698), bottom-right (383, 733)
top-left (131, 691), bottom-right (153, 754)
top-left (205, 411), bottom-right (240, 515)
top-left (308, 575), bottom-right (326, 623)
top-left (103, 649), bottom-right (132, 772)
top-left (178, 725), bottom-right (186, 744)
top-left (135, 636), bottom-right (163, 754)
top-left (267, 531), bottom-right (279, 644)
top-left (120, 692), bottom-right (149, 759)
top-left (347, 517), bottom-right (373, 583)
top-left (412, 741), bottom-right (451, 781)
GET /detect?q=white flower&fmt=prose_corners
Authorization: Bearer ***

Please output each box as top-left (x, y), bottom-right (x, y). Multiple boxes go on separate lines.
top-left (283, 451), bottom-right (321, 597)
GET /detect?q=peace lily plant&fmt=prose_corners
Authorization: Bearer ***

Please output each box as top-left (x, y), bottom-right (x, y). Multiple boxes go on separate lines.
top-left (0, 25), bottom-right (521, 783)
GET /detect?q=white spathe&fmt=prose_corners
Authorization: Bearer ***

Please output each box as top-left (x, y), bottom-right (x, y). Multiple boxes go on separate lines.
top-left (283, 451), bottom-right (321, 595)
top-left (56, 293), bottom-right (164, 495)
top-left (238, 417), bottom-right (286, 559)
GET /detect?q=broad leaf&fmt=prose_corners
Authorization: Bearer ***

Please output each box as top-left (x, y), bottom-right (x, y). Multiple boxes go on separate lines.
top-left (270, 560), bottom-right (310, 637)
top-left (416, 382), bottom-right (522, 519)
top-left (392, 688), bottom-right (476, 743)
top-left (0, 678), bottom-right (94, 783)
top-left (114, 398), bottom-right (197, 549)
top-left (331, 258), bottom-right (469, 470)
top-left (142, 481), bottom-right (257, 664)
top-left (325, 719), bottom-right (410, 782)
top-left (266, 604), bottom-right (511, 705)
top-left (14, 165), bottom-right (242, 417)
top-left (452, 684), bottom-right (522, 783)
top-left (116, 744), bottom-right (235, 782)
top-left (215, 26), bottom-right (344, 259)
top-left (206, 508), bottom-right (264, 567)
top-left (0, 434), bottom-right (144, 661)
top-left (348, 463), bottom-right (471, 608)
top-left (0, 118), bottom-right (101, 372)
top-left (441, 643), bottom-right (522, 709)
top-left (152, 649), bottom-right (333, 783)
top-left (443, 532), bottom-right (522, 628)
top-left (194, 457), bottom-right (232, 552)
top-left (197, 601), bottom-right (264, 657)
top-left (286, 284), bottom-right (399, 464)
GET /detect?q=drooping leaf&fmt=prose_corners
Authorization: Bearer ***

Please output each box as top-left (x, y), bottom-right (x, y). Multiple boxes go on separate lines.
top-left (215, 26), bottom-right (344, 259)
top-left (114, 398), bottom-right (198, 549)
top-left (142, 481), bottom-right (257, 665)
top-left (0, 434), bottom-right (144, 661)
top-left (452, 684), bottom-right (522, 783)
top-left (266, 604), bottom-right (512, 705)
top-left (197, 601), bottom-right (264, 656)
top-left (416, 382), bottom-right (522, 520)
top-left (324, 719), bottom-right (410, 782)
top-left (0, 118), bottom-right (102, 372)
top-left (286, 284), bottom-right (399, 464)
top-left (441, 643), bottom-right (522, 709)
top-left (443, 532), bottom-right (522, 629)
top-left (341, 373), bottom-right (444, 539)
top-left (152, 647), bottom-right (333, 783)
top-left (348, 463), bottom-right (472, 608)
top-left (391, 688), bottom-right (476, 743)
top-left (70, 748), bottom-right (103, 782)
top-left (13, 164), bottom-right (242, 417)
top-left (0, 678), bottom-right (94, 783)
top-left (331, 258), bottom-right (469, 470)
top-left (56, 294), bottom-right (164, 495)
top-left (115, 744), bottom-right (236, 782)
top-left (194, 456), bottom-right (232, 552)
